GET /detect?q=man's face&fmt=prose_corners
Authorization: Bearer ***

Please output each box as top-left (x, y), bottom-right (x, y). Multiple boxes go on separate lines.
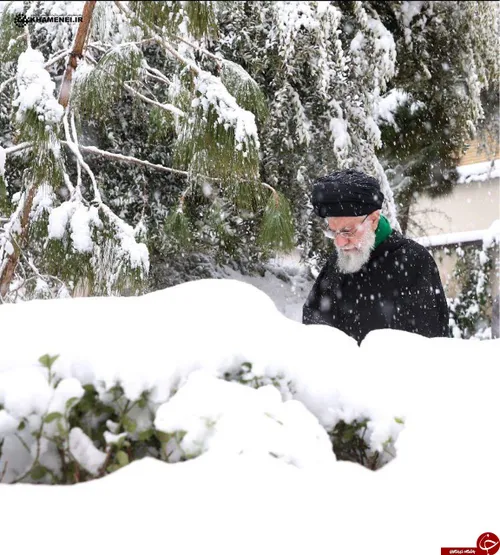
top-left (325, 212), bottom-right (379, 273)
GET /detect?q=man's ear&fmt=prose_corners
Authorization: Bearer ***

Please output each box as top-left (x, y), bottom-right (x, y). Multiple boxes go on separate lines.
top-left (371, 210), bottom-right (381, 230)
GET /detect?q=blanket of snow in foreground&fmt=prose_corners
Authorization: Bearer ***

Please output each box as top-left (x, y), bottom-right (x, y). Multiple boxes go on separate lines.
top-left (0, 278), bottom-right (499, 554)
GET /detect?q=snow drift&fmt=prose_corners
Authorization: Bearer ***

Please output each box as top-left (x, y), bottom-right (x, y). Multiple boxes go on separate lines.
top-left (0, 278), bottom-right (499, 554)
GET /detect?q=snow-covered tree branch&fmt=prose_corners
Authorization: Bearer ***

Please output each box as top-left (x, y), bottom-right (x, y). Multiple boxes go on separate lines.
top-left (0, 0), bottom-right (294, 299)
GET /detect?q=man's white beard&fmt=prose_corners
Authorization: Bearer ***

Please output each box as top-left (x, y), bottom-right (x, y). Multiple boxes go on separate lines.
top-left (336, 227), bottom-right (376, 274)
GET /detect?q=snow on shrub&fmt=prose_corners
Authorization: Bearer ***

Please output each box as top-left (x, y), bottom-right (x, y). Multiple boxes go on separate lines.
top-left (154, 371), bottom-right (335, 468)
top-left (0, 279), bottom-right (403, 483)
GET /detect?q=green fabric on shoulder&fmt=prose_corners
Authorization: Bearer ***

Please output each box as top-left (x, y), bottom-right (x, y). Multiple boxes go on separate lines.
top-left (374, 214), bottom-right (392, 249)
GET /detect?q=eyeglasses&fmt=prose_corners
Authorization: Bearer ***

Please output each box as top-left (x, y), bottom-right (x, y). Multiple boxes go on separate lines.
top-left (323, 214), bottom-right (369, 240)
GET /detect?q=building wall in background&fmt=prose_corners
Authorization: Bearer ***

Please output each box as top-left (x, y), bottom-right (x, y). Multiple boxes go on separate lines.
top-left (459, 136), bottom-right (500, 166)
top-left (409, 134), bottom-right (500, 238)
top-left (409, 172), bottom-right (499, 236)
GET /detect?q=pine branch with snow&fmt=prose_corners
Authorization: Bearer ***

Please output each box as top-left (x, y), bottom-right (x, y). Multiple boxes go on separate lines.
top-left (215, 0), bottom-right (403, 267)
top-left (128, 0), bottom-right (218, 42)
top-left (0, 0), bottom-right (297, 300)
top-left (72, 44), bottom-right (145, 119)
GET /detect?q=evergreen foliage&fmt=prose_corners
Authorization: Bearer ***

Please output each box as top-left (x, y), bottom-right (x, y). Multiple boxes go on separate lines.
top-left (0, 0), bottom-right (294, 300)
top-left (72, 44), bottom-right (144, 120)
top-left (447, 241), bottom-right (499, 339)
top-left (0, 1), bottom-right (497, 299)
top-left (216, 1), bottom-right (498, 260)
top-left (129, 0), bottom-right (218, 41)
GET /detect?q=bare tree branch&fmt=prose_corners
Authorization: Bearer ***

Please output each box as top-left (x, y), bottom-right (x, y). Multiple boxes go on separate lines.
top-left (123, 83), bottom-right (185, 117)
top-left (62, 110), bottom-right (102, 204)
top-left (143, 63), bottom-right (172, 86)
top-left (61, 142), bottom-right (189, 177)
top-left (3, 143), bottom-right (32, 155)
top-left (69, 113), bottom-right (83, 197)
top-left (261, 182), bottom-right (280, 205)
top-left (0, 185), bottom-right (37, 297)
top-left (174, 34), bottom-right (223, 69)
top-left (61, 143), bottom-right (277, 204)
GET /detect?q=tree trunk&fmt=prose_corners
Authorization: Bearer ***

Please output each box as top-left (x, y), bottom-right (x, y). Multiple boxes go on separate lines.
top-left (0, 185), bottom-right (37, 297)
top-left (58, 0), bottom-right (97, 108)
top-left (0, 2), bottom-right (96, 298)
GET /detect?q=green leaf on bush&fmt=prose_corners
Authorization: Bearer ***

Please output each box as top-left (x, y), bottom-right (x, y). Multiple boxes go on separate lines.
top-left (382, 436), bottom-right (394, 447)
top-left (137, 392), bottom-right (149, 410)
top-left (57, 420), bottom-right (67, 437)
top-left (155, 430), bottom-right (170, 443)
top-left (65, 397), bottom-right (80, 411)
top-left (123, 417), bottom-right (137, 434)
top-left (138, 429), bottom-right (153, 441)
top-left (394, 417), bottom-right (405, 425)
top-left (38, 354), bottom-right (60, 370)
top-left (18, 420), bottom-right (26, 431)
top-left (44, 412), bottom-right (63, 423)
top-left (113, 436), bottom-right (127, 450)
top-left (30, 465), bottom-right (47, 480)
top-left (155, 431), bottom-right (171, 444)
top-left (343, 428), bottom-right (354, 441)
top-left (109, 384), bottom-right (125, 401)
top-left (116, 450), bottom-right (129, 467)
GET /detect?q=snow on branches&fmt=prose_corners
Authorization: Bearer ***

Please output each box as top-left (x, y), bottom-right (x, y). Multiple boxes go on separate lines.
top-left (0, 0), bottom-right (290, 300)
top-left (193, 69), bottom-right (260, 154)
top-left (13, 47), bottom-right (64, 126)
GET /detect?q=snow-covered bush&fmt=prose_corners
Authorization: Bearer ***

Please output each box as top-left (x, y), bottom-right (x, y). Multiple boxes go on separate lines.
top-left (155, 372), bottom-right (336, 468)
top-left (0, 279), bottom-right (404, 483)
top-left (0, 352), bottom-right (403, 484)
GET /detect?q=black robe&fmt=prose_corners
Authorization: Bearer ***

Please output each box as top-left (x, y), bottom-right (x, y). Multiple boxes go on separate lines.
top-left (302, 231), bottom-right (450, 343)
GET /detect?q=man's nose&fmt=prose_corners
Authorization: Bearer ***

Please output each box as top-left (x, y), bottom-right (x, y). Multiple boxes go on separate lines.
top-left (335, 234), bottom-right (349, 248)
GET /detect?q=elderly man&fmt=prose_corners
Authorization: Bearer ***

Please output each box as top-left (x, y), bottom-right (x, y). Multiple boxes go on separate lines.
top-left (302, 169), bottom-right (450, 343)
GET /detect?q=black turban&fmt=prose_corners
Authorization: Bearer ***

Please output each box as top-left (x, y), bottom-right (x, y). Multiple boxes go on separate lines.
top-left (311, 169), bottom-right (384, 217)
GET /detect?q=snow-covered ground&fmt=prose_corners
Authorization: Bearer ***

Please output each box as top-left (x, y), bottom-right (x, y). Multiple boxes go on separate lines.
top-left (0, 278), bottom-right (499, 554)
top-left (221, 253), bottom-right (313, 322)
